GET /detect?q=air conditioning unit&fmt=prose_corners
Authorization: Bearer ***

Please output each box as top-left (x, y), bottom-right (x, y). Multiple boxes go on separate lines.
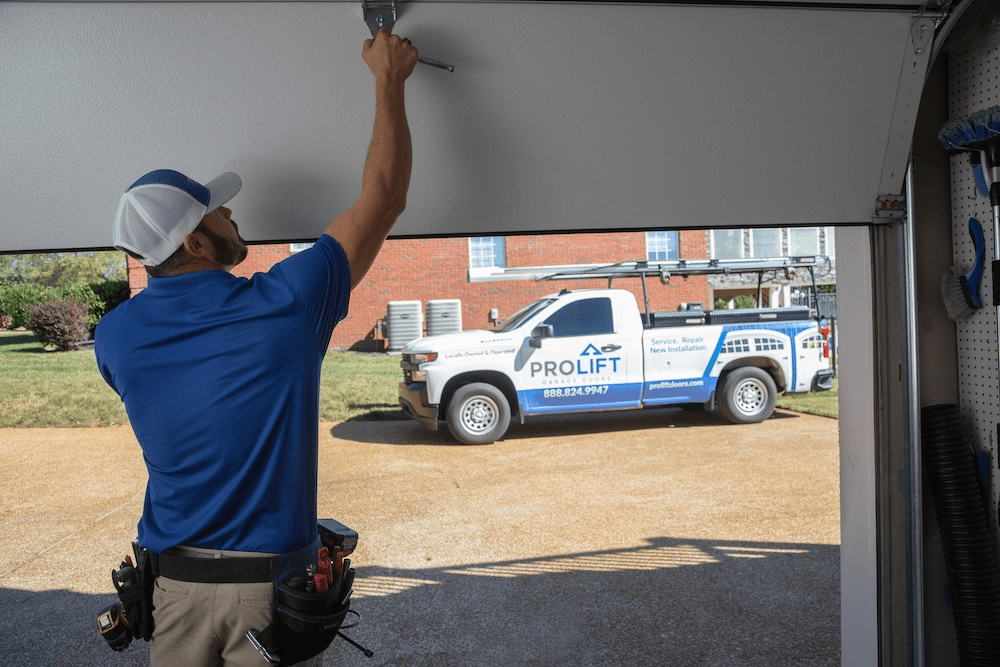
top-left (426, 299), bottom-right (462, 337)
top-left (385, 300), bottom-right (423, 352)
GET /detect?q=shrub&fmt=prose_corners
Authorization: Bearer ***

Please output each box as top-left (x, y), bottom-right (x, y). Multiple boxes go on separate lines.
top-left (88, 280), bottom-right (129, 316)
top-left (733, 294), bottom-right (757, 309)
top-left (0, 280), bottom-right (129, 332)
top-left (0, 283), bottom-right (49, 328)
top-left (714, 298), bottom-right (728, 309)
top-left (55, 283), bottom-right (103, 330)
top-left (28, 299), bottom-right (91, 351)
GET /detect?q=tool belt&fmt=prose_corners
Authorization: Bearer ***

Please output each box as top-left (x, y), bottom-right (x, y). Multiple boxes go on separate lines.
top-left (155, 549), bottom-right (277, 583)
top-left (249, 574), bottom-right (352, 665)
top-left (109, 542), bottom-right (156, 643)
top-left (247, 520), bottom-right (359, 666)
top-left (155, 541), bottom-right (352, 665)
top-left (105, 520), bottom-right (358, 664)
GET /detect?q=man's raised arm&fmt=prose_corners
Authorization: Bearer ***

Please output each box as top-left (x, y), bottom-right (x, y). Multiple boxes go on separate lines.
top-left (325, 30), bottom-right (418, 290)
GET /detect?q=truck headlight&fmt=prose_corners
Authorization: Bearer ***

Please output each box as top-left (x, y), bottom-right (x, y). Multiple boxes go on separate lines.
top-left (412, 352), bottom-right (438, 364)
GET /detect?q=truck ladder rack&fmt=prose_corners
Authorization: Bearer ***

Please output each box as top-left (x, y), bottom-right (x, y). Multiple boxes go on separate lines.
top-left (470, 256), bottom-right (831, 284)
top-left (473, 256), bottom-right (830, 318)
top-left (533, 256), bottom-right (831, 282)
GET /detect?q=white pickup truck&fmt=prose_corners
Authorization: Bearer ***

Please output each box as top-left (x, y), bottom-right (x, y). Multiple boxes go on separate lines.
top-left (398, 259), bottom-right (834, 444)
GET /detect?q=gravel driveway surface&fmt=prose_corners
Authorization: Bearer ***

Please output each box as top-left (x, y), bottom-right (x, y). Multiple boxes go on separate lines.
top-left (1, 407), bottom-right (839, 666)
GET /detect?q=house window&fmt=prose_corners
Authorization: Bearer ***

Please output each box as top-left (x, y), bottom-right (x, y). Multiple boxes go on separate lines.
top-left (711, 230), bottom-right (743, 259)
top-left (646, 231), bottom-right (679, 261)
top-left (750, 228), bottom-right (781, 258)
top-left (789, 228), bottom-right (820, 256)
top-left (469, 236), bottom-right (506, 269)
top-left (712, 227), bottom-right (830, 260)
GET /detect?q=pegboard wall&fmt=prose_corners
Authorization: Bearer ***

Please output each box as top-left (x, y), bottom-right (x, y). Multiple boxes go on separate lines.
top-left (946, 1), bottom-right (1000, 540)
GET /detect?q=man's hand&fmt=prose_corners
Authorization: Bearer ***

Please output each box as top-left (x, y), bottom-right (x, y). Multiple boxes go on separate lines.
top-left (362, 30), bottom-right (418, 86)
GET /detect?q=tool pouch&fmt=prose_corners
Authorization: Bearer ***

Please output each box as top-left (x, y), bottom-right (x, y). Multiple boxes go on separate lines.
top-left (252, 575), bottom-right (351, 666)
top-left (131, 542), bottom-right (156, 641)
top-left (111, 542), bottom-right (156, 642)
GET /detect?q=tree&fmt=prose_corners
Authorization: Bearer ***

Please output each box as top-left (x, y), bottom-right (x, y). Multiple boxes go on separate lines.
top-left (0, 252), bottom-right (126, 287)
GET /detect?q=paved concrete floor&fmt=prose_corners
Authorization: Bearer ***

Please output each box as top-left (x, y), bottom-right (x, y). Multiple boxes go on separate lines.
top-left (0, 407), bottom-right (840, 666)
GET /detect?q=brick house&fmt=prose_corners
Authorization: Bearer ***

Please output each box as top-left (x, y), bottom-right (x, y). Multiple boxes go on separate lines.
top-left (126, 228), bottom-right (835, 350)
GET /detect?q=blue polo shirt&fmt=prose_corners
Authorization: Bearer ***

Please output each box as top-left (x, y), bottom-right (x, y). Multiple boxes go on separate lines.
top-left (95, 234), bottom-right (350, 555)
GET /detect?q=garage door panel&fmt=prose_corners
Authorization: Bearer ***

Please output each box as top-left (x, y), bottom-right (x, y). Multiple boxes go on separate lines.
top-left (1, 1), bottom-right (923, 251)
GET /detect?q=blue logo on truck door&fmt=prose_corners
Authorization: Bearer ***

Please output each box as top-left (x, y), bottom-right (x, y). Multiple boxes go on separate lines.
top-left (528, 344), bottom-right (622, 378)
top-left (520, 344), bottom-right (641, 414)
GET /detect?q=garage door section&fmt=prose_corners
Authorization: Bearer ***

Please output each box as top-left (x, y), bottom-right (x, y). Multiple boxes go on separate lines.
top-left (1, 0), bottom-right (938, 252)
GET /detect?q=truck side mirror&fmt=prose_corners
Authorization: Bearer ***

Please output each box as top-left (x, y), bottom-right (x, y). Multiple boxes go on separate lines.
top-left (529, 324), bottom-right (554, 348)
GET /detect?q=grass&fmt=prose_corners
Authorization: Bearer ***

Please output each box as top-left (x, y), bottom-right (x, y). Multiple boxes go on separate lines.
top-left (0, 330), bottom-right (837, 427)
top-left (319, 351), bottom-right (404, 421)
top-left (0, 331), bottom-right (128, 427)
top-left (777, 377), bottom-right (839, 419)
top-left (0, 331), bottom-right (404, 427)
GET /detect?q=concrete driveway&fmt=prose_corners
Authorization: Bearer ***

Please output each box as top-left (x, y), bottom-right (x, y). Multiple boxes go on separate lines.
top-left (0, 407), bottom-right (839, 666)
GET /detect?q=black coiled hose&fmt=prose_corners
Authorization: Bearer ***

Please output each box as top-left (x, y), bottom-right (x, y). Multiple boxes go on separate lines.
top-left (921, 404), bottom-right (1000, 665)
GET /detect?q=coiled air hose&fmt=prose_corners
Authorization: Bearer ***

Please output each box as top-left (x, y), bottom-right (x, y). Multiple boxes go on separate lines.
top-left (920, 404), bottom-right (1000, 665)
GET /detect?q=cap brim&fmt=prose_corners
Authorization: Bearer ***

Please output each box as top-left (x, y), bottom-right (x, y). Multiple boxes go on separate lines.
top-left (204, 172), bottom-right (242, 212)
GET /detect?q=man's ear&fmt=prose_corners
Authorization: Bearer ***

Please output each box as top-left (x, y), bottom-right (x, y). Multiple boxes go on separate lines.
top-left (182, 230), bottom-right (212, 259)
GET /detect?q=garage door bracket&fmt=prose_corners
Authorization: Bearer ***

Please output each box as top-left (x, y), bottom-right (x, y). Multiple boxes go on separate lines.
top-left (872, 195), bottom-right (907, 224)
top-left (362, 0), bottom-right (455, 72)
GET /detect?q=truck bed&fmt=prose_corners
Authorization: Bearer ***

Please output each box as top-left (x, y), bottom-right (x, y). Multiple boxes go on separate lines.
top-left (642, 306), bottom-right (813, 329)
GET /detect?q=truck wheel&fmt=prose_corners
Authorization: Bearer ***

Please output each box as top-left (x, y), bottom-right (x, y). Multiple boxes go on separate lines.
top-left (446, 382), bottom-right (511, 445)
top-left (719, 367), bottom-right (777, 424)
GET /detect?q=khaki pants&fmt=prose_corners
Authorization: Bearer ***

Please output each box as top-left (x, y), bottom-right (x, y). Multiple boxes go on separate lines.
top-left (151, 576), bottom-right (323, 667)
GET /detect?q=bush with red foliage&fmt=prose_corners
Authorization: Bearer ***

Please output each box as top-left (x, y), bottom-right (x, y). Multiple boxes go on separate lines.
top-left (28, 299), bottom-right (90, 351)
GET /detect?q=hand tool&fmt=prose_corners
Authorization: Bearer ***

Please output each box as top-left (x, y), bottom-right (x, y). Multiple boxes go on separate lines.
top-left (318, 547), bottom-right (333, 587)
top-left (363, 0), bottom-right (455, 72)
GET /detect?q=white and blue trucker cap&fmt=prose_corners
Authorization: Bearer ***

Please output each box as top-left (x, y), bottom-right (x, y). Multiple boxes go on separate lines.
top-left (114, 169), bottom-right (242, 266)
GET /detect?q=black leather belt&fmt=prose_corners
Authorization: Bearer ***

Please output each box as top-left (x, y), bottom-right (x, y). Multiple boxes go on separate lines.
top-left (155, 551), bottom-right (276, 584)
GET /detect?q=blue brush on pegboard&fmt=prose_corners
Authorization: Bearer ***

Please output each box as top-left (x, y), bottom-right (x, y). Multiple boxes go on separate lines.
top-left (940, 106), bottom-right (1000, 523)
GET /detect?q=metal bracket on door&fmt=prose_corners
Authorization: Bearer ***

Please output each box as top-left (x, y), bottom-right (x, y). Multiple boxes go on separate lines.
top-left (362, 0), bottom-right (455, 72)
top-left (363, 0), bottom-right (397, 37)
top-left (872, 195), bottom-right (907, 224)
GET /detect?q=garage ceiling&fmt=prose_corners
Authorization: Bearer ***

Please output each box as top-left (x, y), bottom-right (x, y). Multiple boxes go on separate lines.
top-left (2, 1), bottom-right (936, 251)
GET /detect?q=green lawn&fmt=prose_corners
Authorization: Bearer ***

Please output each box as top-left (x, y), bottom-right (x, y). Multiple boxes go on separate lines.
top-left (0, 330), bottom-right (837, 427)
top-left (0, 331), bottom-right (402, 427)
top-left (776, 377), bottom-right (839, 419)
top-left (0, 331), bottom-right (128, 427)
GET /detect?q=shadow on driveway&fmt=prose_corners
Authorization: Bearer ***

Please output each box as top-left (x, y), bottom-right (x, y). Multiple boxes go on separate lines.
top-left (332, 406), bottom-right (802, 446)
top-left (1, 536), bottom-right (837, 667)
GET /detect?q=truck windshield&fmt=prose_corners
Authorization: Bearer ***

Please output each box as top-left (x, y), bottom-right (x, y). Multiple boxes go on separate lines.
top-left (495, 298), bottom-right (557, 333)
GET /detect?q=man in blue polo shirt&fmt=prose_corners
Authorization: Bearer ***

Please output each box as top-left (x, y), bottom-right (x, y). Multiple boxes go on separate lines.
top-left (95, 30), bottom-right (417, 666)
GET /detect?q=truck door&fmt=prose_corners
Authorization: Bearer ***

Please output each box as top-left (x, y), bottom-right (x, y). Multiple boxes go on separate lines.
top-left (518, 296), bottom-right (642, 414)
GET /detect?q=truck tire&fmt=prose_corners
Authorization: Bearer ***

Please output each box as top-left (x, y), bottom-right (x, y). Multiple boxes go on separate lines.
top-left (718, 367), bottom-right (777, 424)
top-left (446, 382), bottom-right (511, 445)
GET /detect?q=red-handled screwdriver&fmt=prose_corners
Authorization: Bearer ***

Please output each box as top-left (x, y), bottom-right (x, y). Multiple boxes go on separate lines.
top-left (317, 547), bottom-right (333, 587)
top-left (333, 546), bottom-right (344, 577)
